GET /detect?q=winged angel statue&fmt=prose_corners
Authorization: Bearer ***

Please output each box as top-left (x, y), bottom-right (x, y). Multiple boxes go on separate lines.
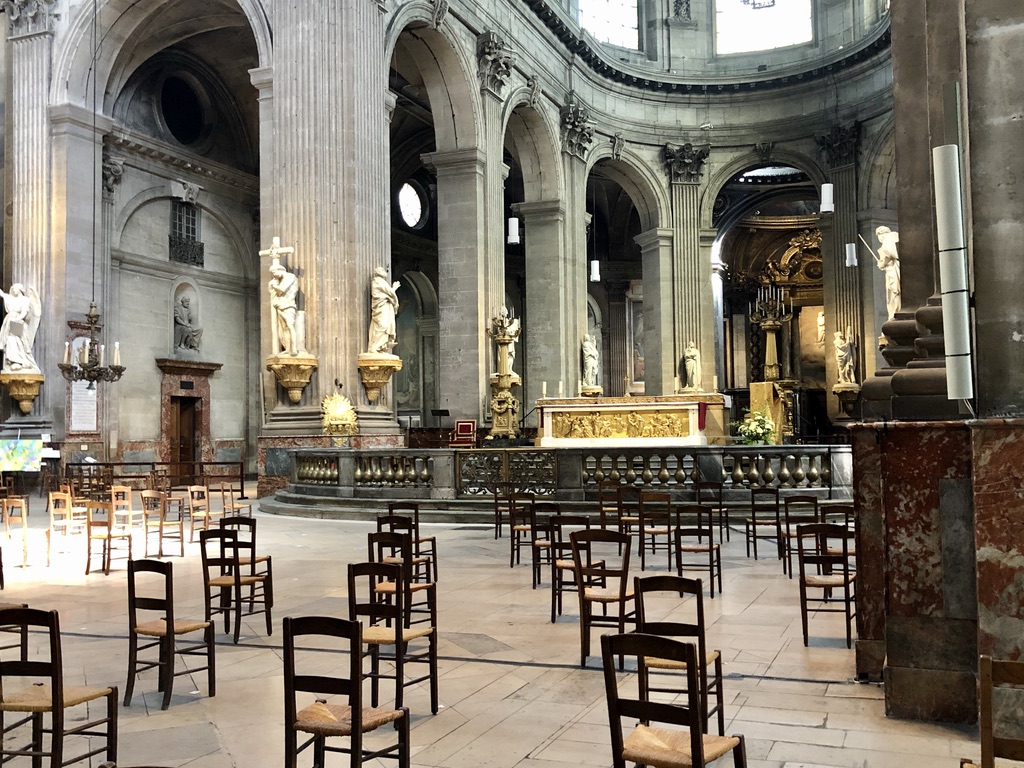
top-left (0, 284), bottom-right (42, 373)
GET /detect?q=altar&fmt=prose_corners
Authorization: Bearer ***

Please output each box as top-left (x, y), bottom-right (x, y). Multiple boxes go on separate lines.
top-left (535, 394), bottom-right (727, 448)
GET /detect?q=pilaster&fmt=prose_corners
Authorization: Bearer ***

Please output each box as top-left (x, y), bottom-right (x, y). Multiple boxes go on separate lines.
top-left (634, 228), bottom-right (675, 395)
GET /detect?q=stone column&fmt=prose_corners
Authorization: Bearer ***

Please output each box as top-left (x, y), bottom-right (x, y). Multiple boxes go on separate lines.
top-left (705, 229), bottom-right (723, 390)
top-left (515, 199), bottom-right (565, 418)
top-left (605, 280), bottom-right (630, 397)
top-left (422, 148), bottom-right (487, 422)
top-left (664, 142), bottom-right (712, 389)
top-left (266, 0), bottom-right (392, 435)
top-left (3, 4), bottom-right (57, 428)
top-left (634, 228), bottom-right (674, 395)
top-left (249, 66), bottom-right (276, 418)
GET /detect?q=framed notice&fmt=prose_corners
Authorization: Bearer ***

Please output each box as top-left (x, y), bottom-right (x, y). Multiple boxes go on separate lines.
top-left (68, 336), bottom-right (98, 433)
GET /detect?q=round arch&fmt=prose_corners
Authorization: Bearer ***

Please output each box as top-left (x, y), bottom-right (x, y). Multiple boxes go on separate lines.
top-left (500, 96), bottom-right (563, 203)
top-left (861, 117), bottom-right (897, 212)
top-left (52, 0), bottom-right (271, 108)
top-left (585, 146), bottom-right (669, 233)
top-left (700, 148), bottom-right (826, 229)
top-left (385, 18), bottom-right (480, 153)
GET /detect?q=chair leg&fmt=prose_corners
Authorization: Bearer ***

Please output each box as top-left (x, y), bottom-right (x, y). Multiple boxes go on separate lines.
top-left (579, 602), bottom-right (591, 667)
top-left (397, 707), bottom-right (411, 768)
top-left (395, 640), bottom-right (406, 710)
top-left (428, 630), bottom-right (439, 715)
top-left (106, 688), bottom-right (119, 763)
top-left (799, 584), bottom-right (809, 646)
top-left (206, 623), bottom-right (217, 697)
top-left (161, 633), bottom-right (175, 710)
top-left (124, 632), bottom-right (138, 706)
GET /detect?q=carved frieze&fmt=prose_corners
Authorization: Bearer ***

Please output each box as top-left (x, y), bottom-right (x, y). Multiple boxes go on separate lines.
top-left (551, 409), bottom-right (690, 439)
top-left (477, 32), bottom-right (515, 95)
top-left (663, 142), bottom-right (710, 183)
top-left (816, 122), bottom-right (861, 168)
top-left (560, 93), bottom-right (594, 159)
top-left (1, 0), bottom-right (58, 34)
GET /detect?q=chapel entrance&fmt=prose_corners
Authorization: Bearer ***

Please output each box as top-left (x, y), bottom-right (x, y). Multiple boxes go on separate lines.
top-left (171, 396), bottom-right (199, 485)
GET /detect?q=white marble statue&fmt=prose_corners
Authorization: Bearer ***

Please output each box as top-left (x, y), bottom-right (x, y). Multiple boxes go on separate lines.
top-left (491, 305), bottom-right (521, 375)
top-left (173, 296), bottom-right (203, 352)
top-left (0, 283), bottom-right (41, 373)
top-left (268, 260), bottom-right (300, 356)
top-left (683, 340), bottom-right (702, 390)
top-left (875, 226), bottom-right (902, 319)
top-left (581, 334), bottom-right (599, 387)
top-left (834, 328), bottom-right (857, 384)
top-left (367, 266), bottom-right (400, 355)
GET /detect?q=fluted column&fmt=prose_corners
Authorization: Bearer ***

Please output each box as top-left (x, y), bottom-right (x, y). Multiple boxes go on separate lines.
top-left (422, 148), bottom-right (487, 422)
top-left (606, 280), bottom-right (630, 397)
top-left (634, 228), bottom-right (675, 395)
top-left (265, 1), bottom-right (391, 432)
top-left (4, 7), bottom-right (56, 427)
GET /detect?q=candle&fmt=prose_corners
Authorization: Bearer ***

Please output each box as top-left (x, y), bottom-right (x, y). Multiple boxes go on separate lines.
top-left (99, 344), bottom-right (105, 367)
top-left (558, 380), bottom-right (564, 398)
top-left (541, 381), bottom-right (547, 398)
top-left (674, 376), bottom-right (680, 392)
top-left (113, 342), bottom-right (121, 366)
top-left (63, 341), bottom-right (70, 365)
top-left (713, 375), bottom-right (719, 391)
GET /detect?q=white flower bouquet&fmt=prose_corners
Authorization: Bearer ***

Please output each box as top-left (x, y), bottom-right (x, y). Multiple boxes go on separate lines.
top-left (734, 407), bottom-right (775, 445)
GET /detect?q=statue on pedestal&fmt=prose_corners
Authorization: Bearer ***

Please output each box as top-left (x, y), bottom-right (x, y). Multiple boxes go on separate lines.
top-left (580, 333), bottom-right (602, 397)
top-left (263, 238), bottom-right (317, 405)
top-left (486, 306), bottom-right (522, 439)
top-left (683, 341), bottom-right (702, 390)
top-left (367, 267), bottom-right (400, 355)
top-left (269, 260), bottom-right (300, 356)
top-left (874, 226), bottom-right (901, 319)
top-left (834, 328), bottom-right (857, 384)
top-left (0, 284), bottom-right (41, 373)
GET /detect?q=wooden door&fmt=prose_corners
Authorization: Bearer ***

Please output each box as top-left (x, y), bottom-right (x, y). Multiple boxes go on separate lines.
top-left (171, 396), bottom-right (199, 486)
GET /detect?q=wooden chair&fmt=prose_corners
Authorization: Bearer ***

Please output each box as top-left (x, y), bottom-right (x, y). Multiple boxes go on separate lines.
top-left (47, 491), bottom-right (87, 567)
top-left (634, 574), bottom-right (725, 734)
top-left (0, 607), bottom-right (118, 766)
top-left (140, 490), bottom-right (184, 558)
top-left (375, 514), bottom-right (431, 584)
top-left (673, 504), bottom-right (722, 597)
top-left (548, 514), bottom-right (593, 623)
top-left (0, 600), bottom-right (29, 659)
top-left (571, 528), bottom-right (636, 667)
top-left (388, 501), bottom-right (438, 581)
top-left (348, 561), bottom-right (439, 714)
top-left (124, 559), bottom-right (215, 710)
top-left (86, 498), bottom-right (133, 575)
top-left (743, 487), bottom-right (781, 561)
top-left (283, 615), bottom-right (410, 768)
top-left (638, 491), bottom-right (673, 571)
top-left (367, 531), bottom-right (436, 630)
top-left (960, 655), bottom-right (1024, 768)
top-left (491, 481), bottom-right (513, 539)
top-left (215, 481), bottom-right (252, 518)
top-left (616, 486), bottom-right (642, 543)
top-left (1, 497), bottom-right (28, 569)
top-left (529, 501), bottom-right (559, 589)
top-left (695, 480), bottom-right (731, 543)
top-left (188, 485), bottom-right (220, 542)
top-left (597, 479), bottom-right (621, 531)
top-left (796, 523), bottom-right (856, 648)
top-left (448, 419), bottom-right (477, 448)
top-left (822, 503), bottom-right (857, 568)
top-left (781, 495), bottom-right (820, 577)
top-left (600, 632), bottom-right (747, 768)
top-left (199, 528), bottom-right (273, 644)
top-left (110, 485), bottom-right (140, 529)
top-left (508, 492), bottom-right (537, 570)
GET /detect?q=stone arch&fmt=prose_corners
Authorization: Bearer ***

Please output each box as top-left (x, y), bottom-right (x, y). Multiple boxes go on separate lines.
top-left (384, 17), bottom-right (481, 153)
top-left (585, 146), bottom-right (669, 233)
top-left (700, 147), bottom-right (826, 229)
top-left (52, 0), bottom-right (271, 109)
top-left (861, 117), bottom-right (897, 212)
top-left (501, 95), bottom-right (563, 203)
top-left (113, 186), bottom-right (255, 281)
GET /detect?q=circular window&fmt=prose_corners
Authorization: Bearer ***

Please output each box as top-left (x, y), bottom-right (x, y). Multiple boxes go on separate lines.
top-left (161, 76), bottom-right (206, 145)
top-left (398, 182), bottom-right (426, 229)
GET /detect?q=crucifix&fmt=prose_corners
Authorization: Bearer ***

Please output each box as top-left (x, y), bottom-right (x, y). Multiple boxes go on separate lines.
top-left (259, 236), bottom-right (295, 263)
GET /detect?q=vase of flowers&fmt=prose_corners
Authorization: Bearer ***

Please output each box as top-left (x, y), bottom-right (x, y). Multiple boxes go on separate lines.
top-left (733, 407), bottom-right (775, 445)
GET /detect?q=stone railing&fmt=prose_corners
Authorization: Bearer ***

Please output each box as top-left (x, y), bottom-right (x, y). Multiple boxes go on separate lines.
top-left (289, 444), bottom-right (851, 500)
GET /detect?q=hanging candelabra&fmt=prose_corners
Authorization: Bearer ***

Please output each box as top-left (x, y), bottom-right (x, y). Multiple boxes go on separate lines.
top-left (749, 285), bottom-right (792, 382)
top-left (59, 303), bottom-right (124, 388)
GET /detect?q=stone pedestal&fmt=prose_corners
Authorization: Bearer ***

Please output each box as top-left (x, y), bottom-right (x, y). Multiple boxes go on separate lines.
top-left (487, 373), bottom-right (520, 441)
top-left (267, 353), bottom-right (318, 405)
top-left (356, 353), bottom-right (402, 404)
top-left (0, 372), bottom-right (44, 415)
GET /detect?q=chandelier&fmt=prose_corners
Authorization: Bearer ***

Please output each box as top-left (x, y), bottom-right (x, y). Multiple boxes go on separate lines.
top-left (59, 303), bottom-right (124, 387)
top-left (59, 0), bottom-right (124, 389)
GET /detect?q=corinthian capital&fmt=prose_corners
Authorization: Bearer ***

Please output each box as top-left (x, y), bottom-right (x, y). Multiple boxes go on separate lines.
top-left (816, 122), bottom-right (861, 169)
top-left (663, 142), bottom-right (709, 183)
top-left (1, 0), bottom-right (59, 35)
top-left (477, 32), bottom-right (516, 96)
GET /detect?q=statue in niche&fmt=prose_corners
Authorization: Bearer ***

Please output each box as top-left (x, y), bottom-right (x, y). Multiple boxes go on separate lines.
top-left (492, 305), bottom-right (520, 375)
top-left (173, 296), bottom-right (203, 352)
top-left (268, 260), bottom-right (300, 356)
top-left (581, 334), bottom-right (599, 387)
top-left (0, 284), bottom-right (41, 373)
top-left (874, 226), bottom-right (902, 319)
top-left (367, 266), bottom-right (400, 355)
top-left (834, 328), bottom-right (857, 384)
top-left (816, 311), bottom-right (826, 344)
top-left (683, 340), bottom-right (702, 390)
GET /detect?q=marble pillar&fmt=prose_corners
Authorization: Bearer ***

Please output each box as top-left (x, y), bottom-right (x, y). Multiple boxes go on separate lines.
top-left (561, 153), bottom-right (588, 397)
top-left (422, 148), bottom-right (487, 422)
top-left (516, 199), bottom-right (566, 420)
top-left (669, 180), bottom-right (710, 390)
top-left (634, 228), bottom-right (674, 395)
top-left (606, 280), bottom-right (629, 398)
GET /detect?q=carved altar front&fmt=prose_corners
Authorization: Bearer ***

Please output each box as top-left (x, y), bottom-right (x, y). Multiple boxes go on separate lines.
top-left (536, 394), bottom-right (726, 447)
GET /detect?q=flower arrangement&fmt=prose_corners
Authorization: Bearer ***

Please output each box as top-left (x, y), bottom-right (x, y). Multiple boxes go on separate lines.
top-left (734, 407), bottom-right (775, 445)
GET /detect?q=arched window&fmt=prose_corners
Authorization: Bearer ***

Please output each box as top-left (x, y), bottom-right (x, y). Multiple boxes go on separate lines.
top-left (715, 0), bottom-right (813, 55)
top-left (578, 0), bottom-right (639, 50)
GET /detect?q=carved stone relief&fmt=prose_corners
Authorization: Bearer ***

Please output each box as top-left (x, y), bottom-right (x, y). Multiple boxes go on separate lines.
top-left (477, 32), bottom-right (515, 95)
top-left (1, 0), bottom-right (58, 34)
top-left (816, 122), bottom-right (861, 168)
top-left (663, 142), bottom-right (710, 183)
top-left (560, 93), bottom-right (594, 159)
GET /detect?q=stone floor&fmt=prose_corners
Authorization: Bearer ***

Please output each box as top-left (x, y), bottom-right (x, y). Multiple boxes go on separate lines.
top-left (2, 491), bottom-right (978, 767)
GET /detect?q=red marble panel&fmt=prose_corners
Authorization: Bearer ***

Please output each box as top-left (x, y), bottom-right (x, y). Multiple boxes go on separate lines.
top-left (880, 423), bottom-right (971, 618)
top-left (971, 420), bottom-right (1024, 660)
